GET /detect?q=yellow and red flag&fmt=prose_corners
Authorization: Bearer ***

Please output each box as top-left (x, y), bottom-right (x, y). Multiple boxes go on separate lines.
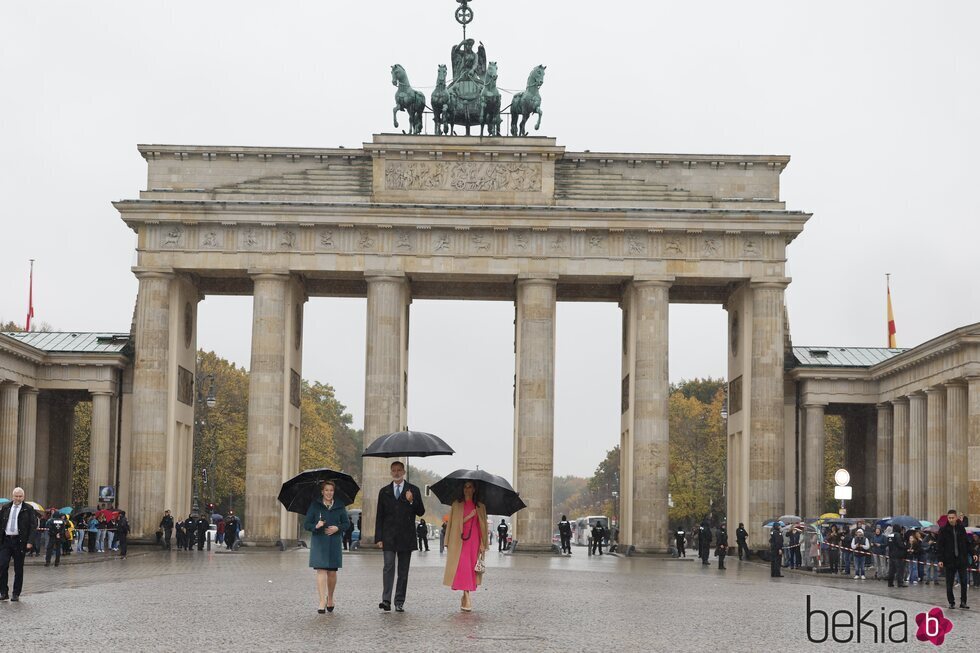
top-left (886, 275), bottom-right (897, 348)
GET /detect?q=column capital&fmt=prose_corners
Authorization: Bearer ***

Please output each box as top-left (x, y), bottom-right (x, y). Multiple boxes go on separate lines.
top-left (924, 386), bottom-right (946, 396)
top-left (89, 390), bottom-right (115, 397)
top-left (802, 402), bottom-right (828, 409)
top-left (630, 276), bottom-right (674, 288)
top-left (944, 379), bottom-right (968, 389)
top-left (875, 402), bottom-right (893, 410)
top-left (132, 267), bottom-right (176, 280)
top-left (516, 274), bottom-right (558, 284)
top-left (0, 380), bottom-right (22, 389)
top-left (19, 387), bottom-right (39, 397)
top-left (965, 374), bottom-right (980, 383)
top-left (749, 278), bottom-right (790, 290)
top-left (891, 396), bottom-right (909, 405)
top-left (247, 270), bottom-right (292, 282)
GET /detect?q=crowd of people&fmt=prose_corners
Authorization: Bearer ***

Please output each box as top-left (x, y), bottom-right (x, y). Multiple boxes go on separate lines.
top-left (21, 507), bottom-right (131, 565)
top-left (157, 509), bottom-right (242, 550)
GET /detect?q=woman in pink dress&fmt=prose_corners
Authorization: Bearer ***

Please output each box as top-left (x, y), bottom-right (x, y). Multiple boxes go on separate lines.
top-left (442, 480), bottom-right (488, 611)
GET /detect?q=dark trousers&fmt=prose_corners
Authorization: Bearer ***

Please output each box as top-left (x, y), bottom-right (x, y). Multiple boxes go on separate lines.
top-left (163, 528), bottom-right (172, 549)
top-left (770, 553), bottom-right (782, 576)
top-left (382, 550), bottom-right (412, 606)
top-left (417, 536), bottom-right (428, 551)
top-left (0, 541), bottom-right (27, 596)
top-left (86, 531), bottom-right (97, 553)
top-left (225, 531), bottom-right (237, 549)
top-left (737, 541), bottom-right (749, 560)
top-left (699, 546), bottom-right (708, 564)
top-left (718, 549), bottom-right (727, 569)
top-left (498, 535), bottom-right (506, 551)
top-left (343, 532), bottom-right (352, 551)
top-left (197, 533), bottom-right (206, 550)
top-left (117, 533), bottom-right (128, 557)
top-left (676, 543), bottom-right (686, 557)
top-left (592, 539), bottom-right (604, 555)
top-left (560, 535), bottom-right (571, 553)
top-left (946, 563), bottom-right (969, 606)
top-left (45, 537), bottom-right (62, 565)
top-left (887, 558), bottom-right (906, 585)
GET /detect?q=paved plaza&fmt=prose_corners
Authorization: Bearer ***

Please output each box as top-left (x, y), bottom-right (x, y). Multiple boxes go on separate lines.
top-left (1, 545), bottom-right (978, 651)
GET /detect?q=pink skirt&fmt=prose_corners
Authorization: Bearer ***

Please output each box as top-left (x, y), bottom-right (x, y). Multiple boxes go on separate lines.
top-left (452, 524), bottom-right (481, 591)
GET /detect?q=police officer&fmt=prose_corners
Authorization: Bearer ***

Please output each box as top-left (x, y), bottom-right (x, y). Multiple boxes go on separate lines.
top-left (183, 514), bottom-right (196, 551)
top-left (159, 510), bottom-right (174, 550)
top-left (886, 526), bottom-right (908, 588)
top-left (675, 529), bottom-right (686, 557)
top-left (44, 513), bottom-right (67, 567)
top-left (224, 511), bottom-right (241, 550)
top-left (497, 519), bottom-right (508, 552)
top-left (770, 523), bottom-right (784, 577)
top-left (416, 519), bottom-right (429, 552)
top-left (736, 522), bottom-right (750, 560)
top-left (697, 521), bottom-right (712, 565)
top-left (591, 521), bottom-right (606, 555)
top-left (195, 514), bottom-right (209, 550)
top-left (716, 523), bottom-right (729, 570)
top-left (557, 515), bottom-right (572, 554)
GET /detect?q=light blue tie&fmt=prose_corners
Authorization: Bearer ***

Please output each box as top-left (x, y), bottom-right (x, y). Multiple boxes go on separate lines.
top-left (395, 484), bottom-right (401, 500)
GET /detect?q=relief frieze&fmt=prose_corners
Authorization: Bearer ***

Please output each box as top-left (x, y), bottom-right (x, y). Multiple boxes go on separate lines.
top-left (384, 160), bottom-right (542, 192)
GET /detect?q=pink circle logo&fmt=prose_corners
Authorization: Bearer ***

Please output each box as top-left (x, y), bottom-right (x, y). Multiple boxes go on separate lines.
top-left (915, 607), bottom-right (953, 646)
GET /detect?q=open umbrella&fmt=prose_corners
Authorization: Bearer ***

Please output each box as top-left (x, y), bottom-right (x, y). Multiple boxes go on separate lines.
top-left (76, 506), bottom-right (97, 516)
top-left (430, 469), bottom-right (526, 516)
top-left (211, 513), bottom-right (224, 523)
top-left (362, 430), bottom-right (455, 482)
top-left (778, 515), bottom-right (803, 524)
top-left (886, 515), bottom-right (921, 529)
top-left (25, 501), bottom-right (44, 514)
top-left (278, 468), bottom-right (360, 515)
top-left (0, 498), bottom-right (9, 506)
top-left (58, 506), bottom-right (73, 515)
top-left (818, 512), bottom-right (840, 520)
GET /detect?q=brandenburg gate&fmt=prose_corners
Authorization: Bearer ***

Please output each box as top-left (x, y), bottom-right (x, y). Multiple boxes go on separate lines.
top-left (115, 133), bottom-right (809, 550)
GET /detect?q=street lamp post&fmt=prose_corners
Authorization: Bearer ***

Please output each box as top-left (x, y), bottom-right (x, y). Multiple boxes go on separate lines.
top-left (193, 370), bottom-right (217, 514)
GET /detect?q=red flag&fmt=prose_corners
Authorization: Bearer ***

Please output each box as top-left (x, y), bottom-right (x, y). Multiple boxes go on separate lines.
top-left (886, 274), bottom-right (896, 348)
top-left (26, 260), bottom-right (35, 331)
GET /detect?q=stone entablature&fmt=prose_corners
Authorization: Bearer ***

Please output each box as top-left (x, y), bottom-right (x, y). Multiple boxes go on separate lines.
top-left (0, 334), bottom-right (127, 393)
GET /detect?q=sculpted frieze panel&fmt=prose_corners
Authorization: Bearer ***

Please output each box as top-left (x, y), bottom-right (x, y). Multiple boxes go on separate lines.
top-left (384, 160), bottom-right (542, 192)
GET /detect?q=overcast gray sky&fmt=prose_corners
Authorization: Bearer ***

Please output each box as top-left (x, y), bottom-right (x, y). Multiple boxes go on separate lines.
top-left (1, 1), bottom-right (977, 480)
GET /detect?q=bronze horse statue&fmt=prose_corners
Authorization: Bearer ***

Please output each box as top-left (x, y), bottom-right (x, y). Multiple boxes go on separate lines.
top-left (430, 64), bottom-right (450, 135)
top-left (479, 61), bottom-right (502, 137)
top-left (510, 65), bottom-right (546, 136)
top-left (391, 64), bottom-right (425, 135)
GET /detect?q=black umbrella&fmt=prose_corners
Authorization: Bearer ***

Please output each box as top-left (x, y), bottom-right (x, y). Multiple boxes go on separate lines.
top-left (278, 468), bottom-right (360, 516)
top-left (430, 469), bottom-right (527, 517)
top-left (362, 430), bottom-right (455, 458)
top-left (76, 506), bottom-right (97, 516)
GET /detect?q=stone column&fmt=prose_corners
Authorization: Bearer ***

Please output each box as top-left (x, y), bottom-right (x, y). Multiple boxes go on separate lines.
top-left (891, 398), bottom-right (909, 515)
top-left (16, 388), bottom-right (38, 498)
top-left (245, 273), bottom-right (291, 545)
top-left (875, 403), bottom-right (893, 516)
top-left (945, 382), bottom-right (968, 514)
top-left (803, 403), bottom-right (826, 517)
top-left (967, 376), bottom-right (980, 525)
top-left (513, 277), bottom-right (557, 550)
top-left (88, 391), bottom-right (114, 505)
top-left (0, 382), bottom-right (21, 493)
top-left (129, 270), bottom-right (174, 539)
top-left (361, 275), bottom-right (410, 545)
top-left (622, 280), bottom-right (670, 552)
top-left (749, 282), bottom-right (786, 538)
top-left (33, 393), bottom-right (51, 504)
top-left (925, 387), bottom-right (947, 519)
top-left (908, 392), bottom-right (927, 517)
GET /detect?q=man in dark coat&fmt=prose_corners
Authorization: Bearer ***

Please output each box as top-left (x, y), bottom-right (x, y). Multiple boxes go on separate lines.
top-left (675, 529), bottom-right (686, 557)
top-left (159, 510), bottom-right (174, 550)
top-left (769, 525), bottom-right (784, 577)
top-left (716, 523), bottom-right (729, 570)
top-left (591, 522), bottom-right (606, 555)
top-left (697, 521), bottom-right (712, 565)
top-left (195, 515), bottom-right (209, 550)
top-left (182, 515), bottom-right (196, 551)
top-left (938, 509), bottom-right (974, 609)
top-left (116, 511), bottom-right (130, 559)
top-left (416, 519), bottom-right (429, 552)
top-left (44, 513), bottom-right (67, 567)
top-left (497, 519), bottom-right (508, 551)
top-left (224, 511), bottom-right (241, 550)
top-left (557, 515), bottom-right (572, 554)
top-left (375, 461), bottom-right (425, 612)
top-left (886, 526), bottom-right (907, 588)
top-left (736, 522), bottom-right (750, 560)
top-left (0, 487), bottom-right (38, 601)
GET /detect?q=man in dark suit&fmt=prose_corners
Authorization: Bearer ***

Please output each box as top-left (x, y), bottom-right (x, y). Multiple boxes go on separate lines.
top-left (938, 509), bottom-right (974, 609)
top-left (1, 487), bottom-right (38, 601)
top-left (375, 461), bottom-right (425, 613)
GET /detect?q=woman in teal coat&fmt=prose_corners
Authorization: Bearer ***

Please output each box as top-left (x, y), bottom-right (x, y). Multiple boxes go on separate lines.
top-left (304, 480), bottom-right (351, 613)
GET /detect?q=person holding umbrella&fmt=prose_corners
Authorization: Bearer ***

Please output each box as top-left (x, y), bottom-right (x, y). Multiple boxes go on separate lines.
top-left (443, 480), bottom-right (488, 612)
top-left (375, 461), bottom-right (425, 613)
top-left (304, 480), bottom-right (350, 614)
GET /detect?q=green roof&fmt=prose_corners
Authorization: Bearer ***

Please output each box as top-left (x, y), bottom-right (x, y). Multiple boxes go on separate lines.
top-left (1, 332), bottom-right (129, 354)
top-left (792, 346), bottom-right (907, 368)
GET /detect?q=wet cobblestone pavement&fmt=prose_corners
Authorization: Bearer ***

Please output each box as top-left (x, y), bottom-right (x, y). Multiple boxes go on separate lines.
top-left (2, 546), bottom-right (978, 651)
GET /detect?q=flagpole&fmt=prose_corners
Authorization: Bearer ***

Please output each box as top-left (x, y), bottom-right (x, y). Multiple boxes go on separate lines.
top-left (26, 259), bottom-right (35, 332)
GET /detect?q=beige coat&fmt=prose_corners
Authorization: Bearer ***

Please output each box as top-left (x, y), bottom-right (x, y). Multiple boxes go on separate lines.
top-left (442, 499), bottom-right (488, 588)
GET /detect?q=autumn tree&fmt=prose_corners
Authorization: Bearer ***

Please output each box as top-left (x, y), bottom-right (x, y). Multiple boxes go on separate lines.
top-left (668, 383), bottom-right (726, 530)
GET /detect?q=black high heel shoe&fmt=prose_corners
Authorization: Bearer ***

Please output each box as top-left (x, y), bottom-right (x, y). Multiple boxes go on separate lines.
top-left (327, 605), bottom-right (335, 613)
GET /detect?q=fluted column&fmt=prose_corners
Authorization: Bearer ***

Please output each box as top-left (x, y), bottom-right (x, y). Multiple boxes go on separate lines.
top-left (908, 392), bottom-right (927, 517)
top-left (513, 277), bottom-right (557, 550)
top-left (968, 376), bottom-right (980, 525)
top-left (926, 387), bottom-right (947, 519)
top-left (129, 271), bottom-right (174, 538)
top-left (621, 280), bottom-right (670, 552)
top-left (88, 391), bottom-right (114, 505)
top-left (33, 393), bottom-right (50, 504)
top-left (875, 403), bottom-right (893, 516)
top-left (0, 382), bottom-right (22, 493)
top-left (945, 382), bottom-right (968, 515)
top-left (891, 398), bottom-right (909, 515)
top-left (245, 273), bottom-right (290, 545)
top-left (749, 282), bottom-right (786, 538)
top-left (16, 388), bottom-right (38, 498)
top-left (361, 275), bottom-right (410, 545)
top-left (803, 403), bottom-right (827, 517)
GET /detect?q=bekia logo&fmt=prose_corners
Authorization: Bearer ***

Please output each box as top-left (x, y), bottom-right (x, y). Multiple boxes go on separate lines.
top-left (915, 607), bottom-right (953, 646)
top-left (806, 595), bottom-right (954, 646)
